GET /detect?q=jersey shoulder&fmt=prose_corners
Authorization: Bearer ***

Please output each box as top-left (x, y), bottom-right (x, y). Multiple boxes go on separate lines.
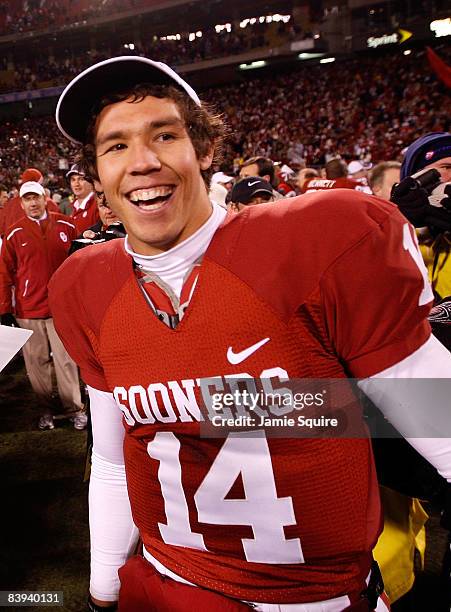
top-left (213, 190), bottom-right (400, 269)
top-left (208, 191), bottom-right (407, 321)
top-left (49, 238), bottom-right (131, 326)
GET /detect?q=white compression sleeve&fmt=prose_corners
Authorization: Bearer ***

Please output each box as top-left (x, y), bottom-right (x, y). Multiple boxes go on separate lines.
top-left (358, 335), bottom-right (451, 482)
top-left (87, 386), bottom-right (140, 601)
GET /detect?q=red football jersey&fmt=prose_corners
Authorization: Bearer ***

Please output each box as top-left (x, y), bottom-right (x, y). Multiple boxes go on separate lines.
top-left (302, 177), bottom-right (370, 194)
top-left (71, 193), bottom-right (100, 234)
top-left (49, 191), bottom-right (431, 604)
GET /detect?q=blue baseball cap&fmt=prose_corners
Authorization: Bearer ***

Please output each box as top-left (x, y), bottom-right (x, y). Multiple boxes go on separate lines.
top-left (400, 132), bottom-right (451, 179)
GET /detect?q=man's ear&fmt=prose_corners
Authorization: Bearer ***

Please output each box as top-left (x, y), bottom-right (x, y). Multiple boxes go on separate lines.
top-left (199, 144), bottom-right (215, 171)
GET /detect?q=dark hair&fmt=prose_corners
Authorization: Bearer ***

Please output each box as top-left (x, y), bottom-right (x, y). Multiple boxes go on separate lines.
top-left (325, 158), bottom-right (347, 179)
top-left (0, 184), bottom-right (7, 192)
top-left (368, 161), bottom-right (401, 190)
top-left (241, 156), bottom-right (275, 185)
top-left (81, 84), bottom-right (227, 188)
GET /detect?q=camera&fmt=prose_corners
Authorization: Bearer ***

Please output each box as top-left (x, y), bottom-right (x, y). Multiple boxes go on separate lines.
top-left (391, 168), bottom-right (451, 231)
top-left (69, 222), bottom-right (126, 254)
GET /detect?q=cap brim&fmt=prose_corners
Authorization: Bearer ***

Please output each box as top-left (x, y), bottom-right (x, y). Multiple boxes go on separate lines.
top-left (56, 56), bottom-right (201, 145)
top-left (241, 189), bottom-right (274, 204)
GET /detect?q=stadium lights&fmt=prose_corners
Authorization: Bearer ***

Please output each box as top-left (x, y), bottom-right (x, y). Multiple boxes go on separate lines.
top-left (160, 34), bottom-right (181, 41)
top-left (298, 52), bottom-right (325, 60)
top-left (320, 57), bottom-right (335, 64)
top-left (189, 31), bottom-right (203, 41)
top-left (239, 60), bottom-right (267, 70)
top-left (240, 14), bottom-right (290, 28)
top-left (215, 23), bottom-right (231, 33)
top-left (430, 17), bottom-right (451, 37)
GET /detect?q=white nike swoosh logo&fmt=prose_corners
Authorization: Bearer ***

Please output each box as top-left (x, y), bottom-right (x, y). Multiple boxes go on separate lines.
top-left (227, 337), bottom-right (270, 365)
top-left (247, 180), bottom-right (260, 186)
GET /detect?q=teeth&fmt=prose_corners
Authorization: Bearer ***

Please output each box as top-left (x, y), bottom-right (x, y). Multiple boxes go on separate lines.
top-left (129, 186), bottom-right (173, 202)
top-left (136, 201), bottom-right (167, 211)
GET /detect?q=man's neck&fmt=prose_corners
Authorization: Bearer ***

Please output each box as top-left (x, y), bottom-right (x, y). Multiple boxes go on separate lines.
top-left (28, 211), bottom-right (48, 223)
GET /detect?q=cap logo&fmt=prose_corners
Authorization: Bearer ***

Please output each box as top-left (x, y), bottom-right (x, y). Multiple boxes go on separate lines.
top-left (425, 151), bottom-right (434, 160)
top-left (247, 180), bottom-right (260, 186)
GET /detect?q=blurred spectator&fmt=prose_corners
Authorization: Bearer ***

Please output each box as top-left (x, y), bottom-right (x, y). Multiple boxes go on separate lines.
top-left (369, 162), bottom-right (401, 201)
top-left (303, 158), bottom-right (373, 193)
top-left (0, 168), bottom-right (59, 237)
top-left (347, 160), bottom-right (373, 194)
top-left (209, 172), bottom-right (234, 208)
top-left (239, 156), bottom-right (283, 200)
top-left (57, 189), bottom-right (75, 216)
top-left (240, 156), bottom-right (276, 186)
top-left (391, 131), bottom-right (451, 300)
top-left (66, 163), bottom-right (99, 234)
top-left (347, 160), bottom-right (371, 180)
top-left (297, 168), bottom-right (319, 193)
top-left (229, 176), bottom-right (275, 211)
top-left (0, 180), bottom-right (85, 430)
top-left (0, 47), bottom-right (448, 191)
top-left (69, 189), bottom-right (125, 254)
top-left (276, 164), bottom-right (297, 197)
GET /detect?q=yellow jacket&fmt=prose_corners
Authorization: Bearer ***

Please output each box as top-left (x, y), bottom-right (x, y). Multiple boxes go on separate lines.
top-left (419, 233), bottom-right (451, 299)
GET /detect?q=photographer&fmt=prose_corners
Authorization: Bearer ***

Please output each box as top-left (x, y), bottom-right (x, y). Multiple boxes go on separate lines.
top-left (390, 132), bottom-right (451, 300)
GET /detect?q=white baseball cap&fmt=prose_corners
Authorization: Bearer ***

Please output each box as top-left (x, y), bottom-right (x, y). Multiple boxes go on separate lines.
top-left (211, 171), bottom-right (234, 185)
top-left (56, 56), bottom-right (201, 145)
top-left (19, 181), bottom-right (45, 197)
top-left (348, 160), bottom-right (372, 175)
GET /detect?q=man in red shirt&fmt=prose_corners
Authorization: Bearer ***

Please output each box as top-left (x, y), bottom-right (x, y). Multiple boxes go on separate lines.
top-left (66, 163), bottom-right (99, 234)
top-left (49, 57), bottom-right (451, 611)
top-left (0, 168), bottom-right (59, 237)
top-left (0, 181), bottom-right (86, 431)
top-left (302, 159), bottom-right (372, 194)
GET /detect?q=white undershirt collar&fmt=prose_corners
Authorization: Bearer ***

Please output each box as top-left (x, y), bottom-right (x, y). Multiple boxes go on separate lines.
top-left (125, 203), bottom-right (226, 298)
top-left (28, 211), bottom-right (48, 223)
top-left (74, 191), bottom-right (94, 211)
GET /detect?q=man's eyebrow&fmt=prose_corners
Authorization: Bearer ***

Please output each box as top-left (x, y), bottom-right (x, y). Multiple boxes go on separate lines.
top-left (96, 117), bottom-right (185, 147)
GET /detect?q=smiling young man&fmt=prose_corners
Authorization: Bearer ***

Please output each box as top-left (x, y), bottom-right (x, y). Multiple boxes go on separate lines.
top-left (49, 57), bottom-right (451, 612)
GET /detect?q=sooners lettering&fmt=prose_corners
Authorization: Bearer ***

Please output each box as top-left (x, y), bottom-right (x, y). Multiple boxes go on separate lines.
top-left (113, 367), bottom-right (290, 426)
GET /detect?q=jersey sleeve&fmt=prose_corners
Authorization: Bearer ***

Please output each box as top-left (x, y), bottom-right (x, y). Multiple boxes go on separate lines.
top-left (321, 208), bottom-right (432, 378)
top-left (0, 236), bottom-right (16, 314)
top-left (48, 256), bottom-right (109, 390)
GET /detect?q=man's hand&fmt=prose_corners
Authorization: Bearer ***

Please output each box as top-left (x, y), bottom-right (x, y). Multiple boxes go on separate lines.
top-left (1, 313), bottom-right (17, 327)
top-left (429, 182), bottom-right (451, 211)
top-left (391, 168), bottom-right (451, 231)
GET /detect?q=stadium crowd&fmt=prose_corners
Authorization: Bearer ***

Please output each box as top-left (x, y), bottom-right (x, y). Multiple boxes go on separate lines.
top-left (0, 0), bottom-right (148, 35)
top-left (0, 47), bottom-right (448, 192)
top-left (0, 0), bottom-right (447, 37)
top-left (0, 19), bottom-right (301, 94)
top-left (0, 39), bottom-right (450, 612)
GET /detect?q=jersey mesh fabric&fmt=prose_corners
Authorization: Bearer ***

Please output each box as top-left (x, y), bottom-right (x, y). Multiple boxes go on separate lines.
top-left (49, 191), bottom-right (432, 604)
